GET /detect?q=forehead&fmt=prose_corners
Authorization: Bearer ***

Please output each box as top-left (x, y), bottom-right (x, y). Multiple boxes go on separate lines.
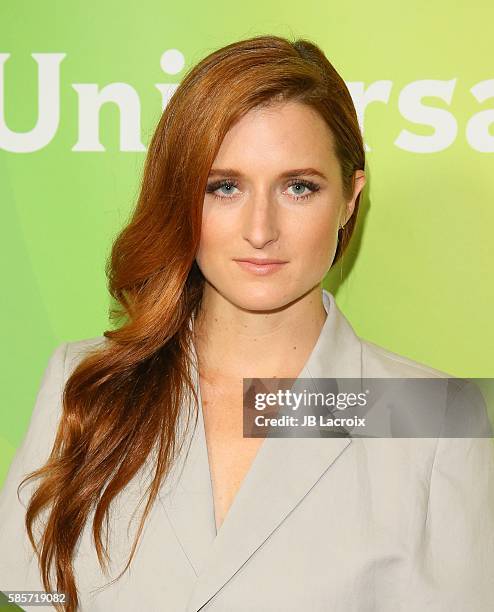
top-left (213, 101), bottom-right (338, 171)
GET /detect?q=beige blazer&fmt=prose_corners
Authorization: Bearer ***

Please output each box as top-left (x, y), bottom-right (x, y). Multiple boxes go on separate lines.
top-left (1, 289), bottom-right (494, 611)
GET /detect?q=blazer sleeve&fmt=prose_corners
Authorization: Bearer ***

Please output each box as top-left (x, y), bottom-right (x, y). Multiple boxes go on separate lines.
top-left (411, 381), bottom-right (494, 611)
top-left (0, 342), bottom-right (68, 604)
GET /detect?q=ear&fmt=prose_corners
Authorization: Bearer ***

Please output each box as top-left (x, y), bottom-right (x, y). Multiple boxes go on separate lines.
top-left (342, 170), bottom-right (366, 225)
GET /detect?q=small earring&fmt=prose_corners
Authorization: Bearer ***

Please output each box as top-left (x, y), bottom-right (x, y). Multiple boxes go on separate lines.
top-left (339, 225), bottom-right (345, 282)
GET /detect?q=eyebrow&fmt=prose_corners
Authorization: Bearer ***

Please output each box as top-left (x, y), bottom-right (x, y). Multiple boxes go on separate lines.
top-left (207, 167), bottom-right (328, 180)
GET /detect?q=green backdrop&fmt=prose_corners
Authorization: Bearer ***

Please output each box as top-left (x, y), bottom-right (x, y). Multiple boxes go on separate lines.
top-left (1, 0), bottom-right (493, 486)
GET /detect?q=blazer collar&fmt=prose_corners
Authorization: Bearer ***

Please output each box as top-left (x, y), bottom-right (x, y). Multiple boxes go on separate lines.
top-left (302, 288), bottom-right (363, 381)
top-left (159, 288), bottom-right (363, 611)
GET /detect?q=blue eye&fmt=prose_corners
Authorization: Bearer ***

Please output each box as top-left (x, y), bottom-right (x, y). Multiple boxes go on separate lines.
top-left (205, 179), bottom-right (239, 199)
top-left (286, 180), bottom-right (320, 200)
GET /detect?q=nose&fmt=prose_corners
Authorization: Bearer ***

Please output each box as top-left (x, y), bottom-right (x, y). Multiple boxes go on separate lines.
top-left (241, 188), bottom-right (280, 249)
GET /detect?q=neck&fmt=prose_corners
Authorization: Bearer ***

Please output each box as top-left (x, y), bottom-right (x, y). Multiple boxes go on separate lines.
top-left (193, 284), bottom-right (328, 383)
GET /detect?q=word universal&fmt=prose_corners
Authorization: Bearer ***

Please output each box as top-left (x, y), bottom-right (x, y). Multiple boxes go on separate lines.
top-left (1, 52), bottom-right (494, 153)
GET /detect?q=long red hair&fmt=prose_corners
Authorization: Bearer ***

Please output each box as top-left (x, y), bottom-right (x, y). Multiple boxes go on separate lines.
top-left (20, 34), bottom-right (365, 611)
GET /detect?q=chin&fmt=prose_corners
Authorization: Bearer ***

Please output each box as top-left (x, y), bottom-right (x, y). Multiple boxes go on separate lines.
top-left (229, 285), bottom-right (293, 313)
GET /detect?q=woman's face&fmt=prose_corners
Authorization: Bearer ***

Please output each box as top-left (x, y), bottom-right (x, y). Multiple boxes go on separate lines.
top-left (195, 100), bottom-right (366, 312)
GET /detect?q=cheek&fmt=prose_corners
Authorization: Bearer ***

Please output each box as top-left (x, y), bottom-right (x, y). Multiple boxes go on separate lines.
top-left (290, 211), bottom-right (338, 264)
top-left (196, 209), bottom-right (233, 264)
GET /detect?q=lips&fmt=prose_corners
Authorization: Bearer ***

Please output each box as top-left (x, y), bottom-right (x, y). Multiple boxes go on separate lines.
top-left (234, 258), bottom-right (288, 265)
top-left (234, 258), bottom-right (288, 275)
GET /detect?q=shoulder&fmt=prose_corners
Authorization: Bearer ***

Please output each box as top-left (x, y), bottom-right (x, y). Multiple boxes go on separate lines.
top-left (28, 335), bottom-right (109, 435)
top-left (64, 335), bottom-right (109, 376)
top-left (325, 290), bottom-right (452, 379)
top-left (358, 337), bottom-right (493, 438)
top-left (65, 335), bottom-right (108, 356)
top-left (360, 337), bottom-right (453, 379)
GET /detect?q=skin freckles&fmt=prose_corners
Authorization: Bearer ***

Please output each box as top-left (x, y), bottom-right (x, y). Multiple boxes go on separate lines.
top-left (193, 99), bottom-right (365, 380)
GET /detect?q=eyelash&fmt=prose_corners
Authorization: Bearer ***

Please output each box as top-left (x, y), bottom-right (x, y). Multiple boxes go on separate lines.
top-left (205, 179), bottom-right (320, 201)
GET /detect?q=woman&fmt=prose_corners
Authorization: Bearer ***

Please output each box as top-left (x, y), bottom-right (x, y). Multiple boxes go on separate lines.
top-left (1, 35), bottom-right (493, 612)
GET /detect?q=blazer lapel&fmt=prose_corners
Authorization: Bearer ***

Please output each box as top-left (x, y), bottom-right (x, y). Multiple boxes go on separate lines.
top-left (157, 376), bottom-right (217, 576)
top-left (164, 289), bottom-right (363, 611)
